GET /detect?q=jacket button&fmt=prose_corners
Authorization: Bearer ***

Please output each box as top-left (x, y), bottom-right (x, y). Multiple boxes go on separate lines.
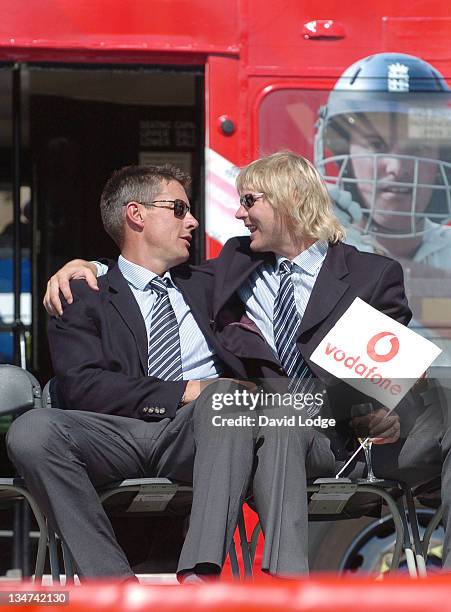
top-left (154, 408), bottom-right (160, 414)
top-left (143, 407), bottom-right (148, 413)
top-left (160, 407), bottom-right (166, 415)
top-left (148, 407), bottom-right (155, 414)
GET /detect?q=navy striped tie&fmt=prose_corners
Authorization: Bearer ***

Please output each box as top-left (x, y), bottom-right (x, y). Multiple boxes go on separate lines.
top-left (147, 277), bottom-right (183, 381)
top-left (273, 260), bottom-right (313, 394)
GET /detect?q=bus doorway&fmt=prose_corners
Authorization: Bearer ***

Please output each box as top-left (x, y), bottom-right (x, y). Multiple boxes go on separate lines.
top-left (0, 64), bottom-right (205, 577)
top-left (25, 65), bottom-right (205, 382)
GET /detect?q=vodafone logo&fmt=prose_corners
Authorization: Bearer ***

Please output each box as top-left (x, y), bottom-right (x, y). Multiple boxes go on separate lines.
top-left (324, 331), bottom-right (403, 397)
top-left (367, 332), bottom-right (400, 363)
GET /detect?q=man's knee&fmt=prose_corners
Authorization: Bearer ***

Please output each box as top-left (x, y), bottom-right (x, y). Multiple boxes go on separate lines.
top-left (6, 408), bottom-right (69, 469)
top-left (192, 381), bottom-right (257, 446)
top-left (257, 414), bottom-right (315, 449)
top-left (193, 380), bottom-right (252, 421)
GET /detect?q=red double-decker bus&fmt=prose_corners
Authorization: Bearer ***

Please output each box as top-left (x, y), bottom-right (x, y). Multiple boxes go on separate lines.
top-left (0, 0), bottom-right (449, 578)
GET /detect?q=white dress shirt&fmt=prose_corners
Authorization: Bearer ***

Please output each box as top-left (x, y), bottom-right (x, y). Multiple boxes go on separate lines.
top-left (237, 241), bottom-right (329, 353)
top-left (97, 256), bottom-right (222, 380)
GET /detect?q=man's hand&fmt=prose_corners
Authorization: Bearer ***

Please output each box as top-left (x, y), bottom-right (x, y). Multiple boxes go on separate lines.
top-left (181, 380), bottom-right (203, 405)
top-left (180, 378), bottom-right (258, 406)
top-left (351, 408), bottom-right (400, 445)
top-left (43, 259), bottom-right (99, 317)
top-left (180, 380), bottom-right (220, 405)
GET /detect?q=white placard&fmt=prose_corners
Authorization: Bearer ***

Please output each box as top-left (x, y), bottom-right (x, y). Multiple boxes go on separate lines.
top-left (126, 484), bottom-right (178, 513)
top-left (310, 297), bottom-right (442, 409)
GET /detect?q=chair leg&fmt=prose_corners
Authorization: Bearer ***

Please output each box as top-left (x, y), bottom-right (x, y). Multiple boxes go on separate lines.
top-left (395, 496), bottom-right (418, 578)
top-left (237, 508), bottom-right (253, 577)
top-left (249, 523), bottom-right (262, 565)
top-left (422, 505), bottom-right (443, 560)
top-left (33, 521), bottom-right (48, 584)
top-left (48, 525), bottom-right (61, 585)
top-left (228, 539), bottom-right (241, 578)
top-left (10, 486), bottom-right (49, 585)
top-left (61, 540), bottom-right (75, 584)
top-left (12, 501), bottom-right (22, 573)
top-left (357, 485), bottom-right (411, 576)
top-left (403, 487), bottom-right (427, 577)
top-left (21, 502), bottom-right (31, 578)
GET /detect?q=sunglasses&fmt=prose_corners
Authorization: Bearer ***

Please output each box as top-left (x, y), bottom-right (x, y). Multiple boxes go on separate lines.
top-left (124, 199), bottom-right (191, 219)
top-left (239, 192), bottom-right (264, 210)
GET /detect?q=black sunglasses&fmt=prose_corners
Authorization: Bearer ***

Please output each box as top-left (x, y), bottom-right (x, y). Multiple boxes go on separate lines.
top-left (124, 199), bottom-right (191, 219)
top-left (239, 192), bottom-right (264, 210)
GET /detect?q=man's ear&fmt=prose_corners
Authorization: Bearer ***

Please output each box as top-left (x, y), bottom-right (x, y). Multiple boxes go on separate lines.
top-left (124, 201), bottom-right (144, 229)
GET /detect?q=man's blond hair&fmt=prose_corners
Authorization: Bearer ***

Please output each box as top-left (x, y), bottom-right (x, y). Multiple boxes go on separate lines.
top-left (236, 151), bottom-right (345, 243)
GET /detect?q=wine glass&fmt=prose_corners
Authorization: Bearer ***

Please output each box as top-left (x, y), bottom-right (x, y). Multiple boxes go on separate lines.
top-left (351, 402), bottom-right (382, 483)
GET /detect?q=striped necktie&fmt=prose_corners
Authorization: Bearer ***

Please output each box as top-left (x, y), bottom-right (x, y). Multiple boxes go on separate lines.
top-left (273, 260), bottom-right (313, 393)
top-left (147, 277), bottom-right (183, 381)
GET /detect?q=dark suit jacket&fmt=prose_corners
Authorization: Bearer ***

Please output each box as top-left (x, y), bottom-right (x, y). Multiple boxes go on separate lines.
top-left (208, 236), bottom-right (412, 385)
top-left (204, 236), bottom-right (414, 455)
top-left (48, 240), bottom-right (411, 433)
top-left (48, 263), bottom-right (247, 421)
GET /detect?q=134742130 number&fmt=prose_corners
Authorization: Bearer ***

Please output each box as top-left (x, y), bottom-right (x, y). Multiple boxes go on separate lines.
top-left (0, 591), bottom-right (69, 606)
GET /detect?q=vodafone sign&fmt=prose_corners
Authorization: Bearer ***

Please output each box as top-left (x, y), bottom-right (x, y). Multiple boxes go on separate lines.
top-left (367, 332), bottom-right (400, 363)
top-left (311, 298), bottom-right (442, 410)
top-left (324, 334), bottom-right (403, 398)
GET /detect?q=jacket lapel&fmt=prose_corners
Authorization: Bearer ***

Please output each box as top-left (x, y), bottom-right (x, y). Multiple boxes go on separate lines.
top-left (107, 266), bottom-right (149, 373)
top-left (213, 241), bottom-right (273, 319)
top-left (298, 242), bottom-right (350, 336)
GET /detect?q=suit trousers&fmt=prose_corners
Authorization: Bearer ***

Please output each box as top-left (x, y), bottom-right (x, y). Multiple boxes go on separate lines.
top-left (7, 379), bottom-right (339, 578)
top-left (6, 380), bottom-right (256, 578)
top-left (252, 377), bottom-right (451, 574)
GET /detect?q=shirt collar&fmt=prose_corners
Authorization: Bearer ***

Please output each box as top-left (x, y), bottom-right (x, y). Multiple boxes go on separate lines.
top-left (118, 255), bottom-right (174, 290)
top-left (275, 240), bottom-right (328, 276)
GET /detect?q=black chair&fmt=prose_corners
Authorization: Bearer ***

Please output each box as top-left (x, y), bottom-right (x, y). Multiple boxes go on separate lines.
top-left (0, 364), bottom-right (48, 582)
top-left (42, 379), bottom-right (246, 581)
top-left (42, 380), bottom-right (433, 578)
top-left (241, 477), bottom-right (426, 577)
top-left (241, 376), bottom-right (451, 578)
